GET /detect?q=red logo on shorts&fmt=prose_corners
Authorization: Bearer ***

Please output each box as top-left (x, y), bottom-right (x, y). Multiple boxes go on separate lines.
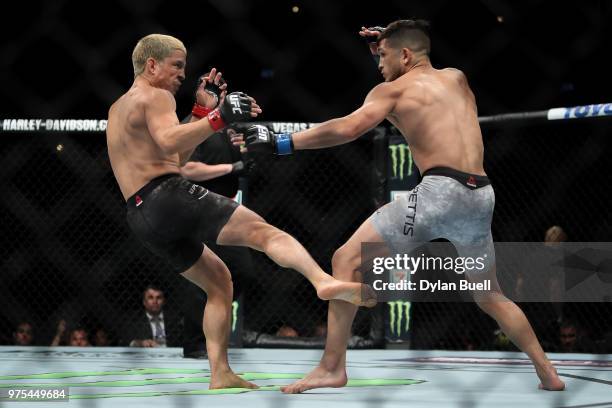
top-left (467, 176), bottom-right (477, 187)
top-left (135, 195), bottom-right (143, 207)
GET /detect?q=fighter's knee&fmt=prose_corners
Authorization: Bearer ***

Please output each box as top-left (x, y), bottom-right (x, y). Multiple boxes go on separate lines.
top-left (474, 290), bottom-right (506, 310)
top-left (331, 248), bottom-right (345, 272)
top-left (212, 278), bottom-right (233, 302)
top-left (207, 264), bottom-right (234, 298)
top-left (221, 272), bottom-right (234, 293)
top-left (218, 267), bottom-right (234, 291)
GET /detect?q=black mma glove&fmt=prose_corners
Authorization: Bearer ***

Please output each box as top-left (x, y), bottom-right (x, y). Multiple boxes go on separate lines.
top-left (192, 75), bottom-right (225, 117)
top-left (199, 76), bottom-right (225, 103)
top-left (362, 26), bottom-right (385, 43)
top-left (230, 156), bottom-right (255, 176)
top-left (245, 124), bottom-right (294, 155)
top-left (361, 25), bottom-right (384, 66)
top-left (207, 92), bottom-right (254, 131)
top-left (231, 161), bottom-right (245, 174)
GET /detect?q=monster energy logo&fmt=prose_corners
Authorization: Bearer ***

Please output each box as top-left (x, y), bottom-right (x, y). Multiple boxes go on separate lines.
top-left (387, 301), bottom-right (411, 336)
top-left (389, 144), bottom-right (413, 180)
top-left (231, 301), bottom-right (239, 332)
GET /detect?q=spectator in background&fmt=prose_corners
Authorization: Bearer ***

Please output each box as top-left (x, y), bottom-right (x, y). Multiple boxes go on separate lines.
top-left (12, 321), bottom-right (34, 346)
top-left (93, 327), bottom-right (112, 347)
top-left (276, 324), bottom-right (299, 338)
top-left (544, 225), bottom-right (568, 324)
top-left (50, 321), bottom-right (92, 347)
top-left (179, 127), bottom-right (253, 196)
top-left (515, 225), bottom-right (568, 300)
top-left (544, 225), bottom-right (568, 244)
top-left (313, 321), bottom-right (327, 338)
top-left (123, 285), bottom-right (182, 347)
top-left (515, 224), bottom-right (569, 348)
top-left (558, 320), bottom-right (578, 352)
top-left (50, 319), bottom-right (67, 347)
top-left (68, 328), bottom-right (91, 347)
top-left (555, 320), bottom-right (596, 353)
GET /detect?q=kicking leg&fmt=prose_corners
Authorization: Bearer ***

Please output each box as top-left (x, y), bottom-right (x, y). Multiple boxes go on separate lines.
top-left (181, 247), bottom-right (258, 390)
top-left (217, 205), bottom-right (376, 307)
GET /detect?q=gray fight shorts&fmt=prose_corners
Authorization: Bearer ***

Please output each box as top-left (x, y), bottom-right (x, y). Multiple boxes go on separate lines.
top-left (370, 167), bottom-right (496, 276)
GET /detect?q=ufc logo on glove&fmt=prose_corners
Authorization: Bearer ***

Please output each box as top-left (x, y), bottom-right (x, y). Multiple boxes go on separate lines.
top-left (256, 126), bottom-right (269, 141)
top-left (229, 94), bottom-right (242, 114)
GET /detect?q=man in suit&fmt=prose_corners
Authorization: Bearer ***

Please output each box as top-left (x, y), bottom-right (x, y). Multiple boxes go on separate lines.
top-left (124, 285), bottom-right (182, 347)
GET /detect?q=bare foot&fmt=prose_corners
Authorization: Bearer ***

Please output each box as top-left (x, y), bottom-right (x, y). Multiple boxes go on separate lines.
top-left (210, 371), bottom-right (259, 390)
top-left (536, 365), bottom-right (565, 391)
top-left (281, 365), bottom-right (347, 394)
top-left (317, 279), bottom-right (377, 307)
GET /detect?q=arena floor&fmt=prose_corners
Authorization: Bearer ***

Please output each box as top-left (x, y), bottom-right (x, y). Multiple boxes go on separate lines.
top-left (0, 347), bottom-right (610, 407)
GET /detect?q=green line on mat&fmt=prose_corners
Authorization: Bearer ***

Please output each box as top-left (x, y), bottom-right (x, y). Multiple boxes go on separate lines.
top-left (1, 369), bottom-right (423, 399)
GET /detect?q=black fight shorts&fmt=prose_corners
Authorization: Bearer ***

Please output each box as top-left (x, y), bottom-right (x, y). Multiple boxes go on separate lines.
top-left (126, 173), bottom-right (239, 272)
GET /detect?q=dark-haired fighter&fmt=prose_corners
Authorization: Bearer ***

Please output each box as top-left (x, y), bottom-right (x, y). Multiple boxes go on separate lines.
top-left (246, 20), bottom-right (564, 393)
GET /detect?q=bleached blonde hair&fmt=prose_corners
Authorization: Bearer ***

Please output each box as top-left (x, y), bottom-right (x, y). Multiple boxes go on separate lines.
top-left (131, 34), bottom-right (186, 76)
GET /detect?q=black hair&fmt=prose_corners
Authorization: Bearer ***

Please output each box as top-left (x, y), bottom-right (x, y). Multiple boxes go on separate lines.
top-left (143, 284), bottom-right (164, 296)
top-left (378, 19), bottom-right (431, 55)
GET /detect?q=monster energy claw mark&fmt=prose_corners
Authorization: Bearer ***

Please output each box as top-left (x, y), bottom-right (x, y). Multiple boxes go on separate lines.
top-left (231, 301), bottom-right (239, 332)
top-left (389, 144), bottom-right (413, 180)
top-left (388, 301), bottom-right (411, 336)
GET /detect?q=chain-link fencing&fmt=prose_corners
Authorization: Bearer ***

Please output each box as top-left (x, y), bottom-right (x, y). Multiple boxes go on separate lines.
top-left (1, 115), bottom-right (611, 353)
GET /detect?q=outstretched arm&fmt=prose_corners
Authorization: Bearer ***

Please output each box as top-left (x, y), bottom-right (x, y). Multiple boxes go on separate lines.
top-left (245, 83), bottom-right (395, 154)
top-left (293, 83), bottom-right (395, 149)
top-left (180, 162), bottom-right (233, 181)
